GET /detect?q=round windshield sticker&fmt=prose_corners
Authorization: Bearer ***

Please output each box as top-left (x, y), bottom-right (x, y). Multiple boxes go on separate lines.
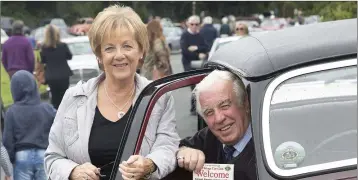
top-left (274, 141), bottom-right (306, 169)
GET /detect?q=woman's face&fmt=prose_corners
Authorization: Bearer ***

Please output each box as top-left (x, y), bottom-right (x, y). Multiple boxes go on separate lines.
top-left (100, 27), bottom-right (143, 81)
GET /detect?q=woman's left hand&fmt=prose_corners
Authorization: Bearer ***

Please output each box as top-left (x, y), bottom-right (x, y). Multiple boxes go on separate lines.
top-left (118, 155), bottom-right (154, 180)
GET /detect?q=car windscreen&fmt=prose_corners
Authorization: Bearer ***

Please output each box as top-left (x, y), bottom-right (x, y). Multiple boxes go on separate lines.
top-left (67, 41), bottom-right (92, 55)
top-left (215, 41), bottom-right (234, 51)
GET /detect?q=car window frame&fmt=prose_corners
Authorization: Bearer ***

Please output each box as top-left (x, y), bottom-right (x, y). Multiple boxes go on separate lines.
top-left (108, 69), bottom-right (213, 180)
top-left (261, 58), bottom-right (357, 178)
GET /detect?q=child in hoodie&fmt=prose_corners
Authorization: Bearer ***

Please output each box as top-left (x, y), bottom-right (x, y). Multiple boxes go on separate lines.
top-left (2, 70), bottom-right (56, 180)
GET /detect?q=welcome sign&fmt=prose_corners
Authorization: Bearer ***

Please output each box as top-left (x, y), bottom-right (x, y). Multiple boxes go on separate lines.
top-left (193, 164), bottom-right (234, 180)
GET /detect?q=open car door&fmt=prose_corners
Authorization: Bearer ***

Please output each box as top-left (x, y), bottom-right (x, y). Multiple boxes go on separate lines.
top-left (108, 68), bottom-right (213, 180)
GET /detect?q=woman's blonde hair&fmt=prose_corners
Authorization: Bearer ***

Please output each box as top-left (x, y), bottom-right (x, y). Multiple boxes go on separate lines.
top-left (43, 25), bottom-right (60, 48)
top-left (88, 5), bottom-right (149, 61)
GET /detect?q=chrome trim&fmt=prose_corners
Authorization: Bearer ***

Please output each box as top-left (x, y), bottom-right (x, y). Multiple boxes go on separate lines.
top-left (262, 59), bottom-right (357, 177)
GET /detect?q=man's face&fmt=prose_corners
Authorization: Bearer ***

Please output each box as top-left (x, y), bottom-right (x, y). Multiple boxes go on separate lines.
top-left (199, 80), bottom-right (249, 145)
top-left (188, 20), bottom-right (200, 33)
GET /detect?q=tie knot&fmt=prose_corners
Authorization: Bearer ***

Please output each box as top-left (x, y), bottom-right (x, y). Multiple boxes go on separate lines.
top-left (224, 145), bottom-right (236, 154)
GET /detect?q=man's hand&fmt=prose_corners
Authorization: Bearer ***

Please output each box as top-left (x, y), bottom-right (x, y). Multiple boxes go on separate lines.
top-left (176, 146), bottom-right (205, 173)
top-left (69, 162), bottom-right (100, 180)
top-left (188, 45), bottom-right (198, 52)
top-left (5, 176), bottom-right (11, 180)
top-left (199, 53), bottom-right (206, 60)
top-left (119, 155), bottom-right (154, 180)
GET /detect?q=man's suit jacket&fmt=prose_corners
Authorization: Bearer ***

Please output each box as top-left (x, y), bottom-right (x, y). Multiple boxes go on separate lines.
top-left (164, 127), bottom-right (257, 180)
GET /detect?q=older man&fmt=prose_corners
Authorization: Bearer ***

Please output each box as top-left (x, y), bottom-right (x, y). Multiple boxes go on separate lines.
top-left (180, 15), bottom-right (209, 115)
top-left (169, 70), bottom-right (256, 180)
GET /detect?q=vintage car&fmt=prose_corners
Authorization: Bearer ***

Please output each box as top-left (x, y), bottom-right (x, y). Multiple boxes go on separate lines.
top-left (106, 18), bottom-right (357, 179)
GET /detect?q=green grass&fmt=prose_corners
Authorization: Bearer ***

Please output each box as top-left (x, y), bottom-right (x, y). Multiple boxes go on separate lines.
top-left (1, 64), bottom-right (47, 107)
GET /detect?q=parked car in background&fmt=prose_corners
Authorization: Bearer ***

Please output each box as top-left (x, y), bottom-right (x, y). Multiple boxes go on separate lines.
top-left (31, 26), bottom-right (74, 44)
top-left (106, 18), bottom-right (357, 180)
top-left (67, 58), bottom-right (101, 87)
top-left (62, 36), bottom-right (93, 58)
top-left (260, 18), bottom-right (287, 31)
top-left (1, 16), bottom-right (31, 36)
top-left (208, 36), bottom-right (241, 59)
top-left (163, 27), bottom-right (182, 52)
top-left (68, 17), bottom-right (93, 36)
top-left (39, 18), bottom-right (68, 33)
top-left (1, 28), bottom-right (9, 45)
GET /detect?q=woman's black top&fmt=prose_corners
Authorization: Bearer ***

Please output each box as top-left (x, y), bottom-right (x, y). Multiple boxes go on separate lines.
top-left (89, 106), bottom-right (132, 180)
top-left (40, 42), bottom-right (73, 81)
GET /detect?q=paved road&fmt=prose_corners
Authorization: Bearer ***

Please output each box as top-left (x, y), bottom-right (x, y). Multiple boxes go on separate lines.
top-left (169, 53), bottom-right (198, 139)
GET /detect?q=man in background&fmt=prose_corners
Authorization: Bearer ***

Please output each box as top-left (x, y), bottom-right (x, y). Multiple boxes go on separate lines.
top-left (2, 20), bottom-right (35, 78)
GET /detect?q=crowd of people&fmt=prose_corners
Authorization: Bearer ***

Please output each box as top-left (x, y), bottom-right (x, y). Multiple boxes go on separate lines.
top-left (1, 5), bottom-right (255, 180)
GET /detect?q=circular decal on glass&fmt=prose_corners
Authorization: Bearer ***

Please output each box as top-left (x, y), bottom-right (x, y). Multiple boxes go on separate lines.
top-left (274, 141), bottom-right (306, 169)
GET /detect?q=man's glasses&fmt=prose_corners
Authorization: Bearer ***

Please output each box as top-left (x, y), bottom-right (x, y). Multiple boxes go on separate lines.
top-left (190, 23), bottom-right (199, 26)
top-left (97, 161), bottom-right (115, 178)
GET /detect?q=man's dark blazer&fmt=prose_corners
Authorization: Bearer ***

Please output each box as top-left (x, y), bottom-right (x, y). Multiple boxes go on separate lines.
top-left (163, 127), bottom-right (257, 180)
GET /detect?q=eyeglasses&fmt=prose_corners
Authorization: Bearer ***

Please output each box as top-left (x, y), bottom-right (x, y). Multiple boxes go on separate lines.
top-left (236, 27), bottom-right (244, 31)
top-left (190, 23), bottom-right (199, 26)
top-left (97, 161), bottom-right (115, 178)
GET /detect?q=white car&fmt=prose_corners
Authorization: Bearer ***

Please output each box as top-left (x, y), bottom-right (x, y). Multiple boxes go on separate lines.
top-left (68, 58), bottom-right (101, 87)
top-left (209, 36), bottom-right (242, 59)
top-left (1, 28), bottom-right (9, 45)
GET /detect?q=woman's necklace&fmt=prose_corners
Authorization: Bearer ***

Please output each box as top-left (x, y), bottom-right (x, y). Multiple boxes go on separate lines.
top-left (104, 83), bottom-right (135, 119)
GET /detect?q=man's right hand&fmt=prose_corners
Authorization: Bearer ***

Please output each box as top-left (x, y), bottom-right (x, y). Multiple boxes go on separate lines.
top-left (176, 146), bottom-right (205, 173)
top-left (69, 162), bottom-right (100, 180)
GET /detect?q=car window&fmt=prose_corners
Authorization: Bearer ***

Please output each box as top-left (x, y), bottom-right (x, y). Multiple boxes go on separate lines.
top-left (263, 60), bottom-right (357, 177)
top-left (67, 41), bottom-right (92, 55)
top-left (215, 41), bottom-right (234, 51)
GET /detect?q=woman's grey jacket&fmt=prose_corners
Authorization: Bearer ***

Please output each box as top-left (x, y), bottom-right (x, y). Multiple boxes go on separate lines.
top-left (44, 73), bottom-right (180, 179)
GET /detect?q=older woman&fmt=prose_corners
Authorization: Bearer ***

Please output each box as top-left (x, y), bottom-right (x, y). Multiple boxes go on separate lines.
top-left (141, 20), bottom-right (172, 80)
top-left (44, 5), bottom-right (180, 180)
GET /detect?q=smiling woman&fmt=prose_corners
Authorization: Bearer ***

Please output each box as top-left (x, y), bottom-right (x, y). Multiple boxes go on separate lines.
top-left (44, 4), bottom-right (180, 180)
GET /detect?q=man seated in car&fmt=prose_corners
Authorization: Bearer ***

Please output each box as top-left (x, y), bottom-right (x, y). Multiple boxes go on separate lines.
top-left (173, 70), bottom-right (256, 180)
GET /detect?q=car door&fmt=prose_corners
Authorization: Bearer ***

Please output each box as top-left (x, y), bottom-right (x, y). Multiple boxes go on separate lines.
top-left (107, 68), bottom-right (213, 180)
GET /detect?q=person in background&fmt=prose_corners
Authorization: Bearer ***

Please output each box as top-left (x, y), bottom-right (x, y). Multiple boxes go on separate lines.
top-left (180, 15), bottom-right (209, 115)
top-left (235, 23), bottom-right (249, 36)
top-left (40, 25), bottom-right (73, 109)
top-left (44, 5), bottom-right (180, 180)
top-left (1, 142), bottom-right (13, 180)
top-left (1, 20), bottom-right (35, 78)
top-left (142, 19), bottom-right (172, 80)
top-left (3, 70), bottom-right (57, 180)
top-left (219, 17), bottom-right (232, 37)
top-left (199, 16), bottom-right (218, 50)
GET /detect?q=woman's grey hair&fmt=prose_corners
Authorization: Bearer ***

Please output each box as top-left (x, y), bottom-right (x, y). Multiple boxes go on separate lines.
top-left (193, 70), bottom-right (246, 117)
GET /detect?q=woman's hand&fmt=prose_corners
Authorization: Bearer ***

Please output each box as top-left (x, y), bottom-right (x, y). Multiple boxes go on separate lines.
top-left (70, 162), bottom-right (100, 180)
top-left (118, 155), bottom-right (155, 180)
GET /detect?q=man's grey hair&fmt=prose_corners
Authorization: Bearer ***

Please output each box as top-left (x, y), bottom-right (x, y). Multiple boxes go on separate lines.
top-left (193, 70), bottom-right (246, 117)
top-left (188, 15), bottom-right (200, 24)
top-left (12, 20), bottom-right (24, 35)
top-left (203, 16), bottom-right (213, 24)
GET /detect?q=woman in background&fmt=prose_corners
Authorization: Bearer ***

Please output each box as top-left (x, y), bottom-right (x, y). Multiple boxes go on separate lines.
top-left (40, 25), bottom-right (73, 109)
top-left (141, 20), bottom-right (172, 80)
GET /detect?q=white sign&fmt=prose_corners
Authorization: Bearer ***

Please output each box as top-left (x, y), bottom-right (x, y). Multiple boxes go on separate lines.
top-left (193, 163), bottom-right (234, 180)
